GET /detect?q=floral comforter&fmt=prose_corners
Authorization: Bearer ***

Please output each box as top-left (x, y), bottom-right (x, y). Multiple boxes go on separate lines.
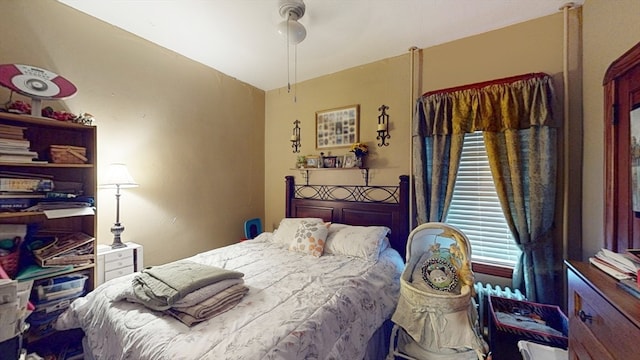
top-left (56, 236), bottom-right (404, 360)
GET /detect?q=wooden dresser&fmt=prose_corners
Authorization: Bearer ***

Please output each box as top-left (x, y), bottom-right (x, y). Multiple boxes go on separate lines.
top-left (566, 260), bottom-right (640, 359)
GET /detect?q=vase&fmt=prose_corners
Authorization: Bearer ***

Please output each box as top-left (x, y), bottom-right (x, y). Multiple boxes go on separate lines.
top-left (355, 156), bottom-right (366, 168)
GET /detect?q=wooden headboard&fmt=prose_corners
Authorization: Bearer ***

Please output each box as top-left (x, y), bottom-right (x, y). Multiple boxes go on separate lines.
top-left (285, 175), bottom-right (410, 260)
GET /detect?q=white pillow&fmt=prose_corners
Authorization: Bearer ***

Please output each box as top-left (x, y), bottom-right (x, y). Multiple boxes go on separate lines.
top-left (325, 223), bottom-right (391, 261)
top-left (288, 220), bottom-right (329, 257)
top-left (272, 217), bottom-right (324, 245)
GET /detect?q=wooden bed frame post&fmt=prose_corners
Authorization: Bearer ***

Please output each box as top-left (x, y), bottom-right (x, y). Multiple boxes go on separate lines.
top-left (398, 175), bottom-right (410, 254)
top-left (285, 175), bottom-right (295, 218)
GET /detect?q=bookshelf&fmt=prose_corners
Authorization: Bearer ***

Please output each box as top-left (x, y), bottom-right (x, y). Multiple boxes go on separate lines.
top-left (0, 111), bottom-right (96, 353)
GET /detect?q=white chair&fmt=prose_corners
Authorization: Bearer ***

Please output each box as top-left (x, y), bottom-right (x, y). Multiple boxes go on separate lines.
top-left (387, 222), bottom-right (488, 360)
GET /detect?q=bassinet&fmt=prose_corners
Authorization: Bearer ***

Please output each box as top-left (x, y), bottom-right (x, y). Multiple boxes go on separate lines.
top-left (387, 223), bottom-right (488, 360)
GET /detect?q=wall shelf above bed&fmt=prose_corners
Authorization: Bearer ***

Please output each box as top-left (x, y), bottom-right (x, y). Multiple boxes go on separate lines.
top-left (291, 167), bottom-right (369, 185)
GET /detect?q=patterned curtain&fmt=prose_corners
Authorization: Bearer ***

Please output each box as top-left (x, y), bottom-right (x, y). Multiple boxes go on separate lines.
top-left (413, 73), bottom-right (558, 303)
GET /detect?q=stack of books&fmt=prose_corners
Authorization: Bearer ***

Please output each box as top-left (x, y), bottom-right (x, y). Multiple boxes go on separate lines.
top-left (589, 248), bottom-right (640, 280)
top-left (589, 248), bottom-right (640, 299)
top-left (0, 124), bottom-right (40, 164)
top-left (0, 171), bottom-right (55, 211)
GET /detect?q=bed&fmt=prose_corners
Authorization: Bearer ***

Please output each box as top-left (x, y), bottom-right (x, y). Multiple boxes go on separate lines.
top-left (56, 175), bottom-right (410, 360)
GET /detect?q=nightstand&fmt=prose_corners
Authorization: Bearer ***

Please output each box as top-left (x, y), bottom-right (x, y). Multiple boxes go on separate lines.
top-left (96, 242), bottom-right (144, 286)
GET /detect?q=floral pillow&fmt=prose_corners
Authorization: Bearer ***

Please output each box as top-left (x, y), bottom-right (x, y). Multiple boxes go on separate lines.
top-left (288, 220), bottom-right (329, 257)
top-left (325, 224), bottom-right (391, 261)
top-left (272, 217), bottom-right (324, 245)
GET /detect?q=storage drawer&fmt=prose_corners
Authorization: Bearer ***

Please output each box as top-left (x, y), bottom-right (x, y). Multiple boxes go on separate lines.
top-left (104, 248), bottom-right (133, 263)
top-left (567, 269), bottom-right (637, 359)
top-left (105, 265), bottom-right (134, 282)
top-left (104, 256), bottom-right (133, 272)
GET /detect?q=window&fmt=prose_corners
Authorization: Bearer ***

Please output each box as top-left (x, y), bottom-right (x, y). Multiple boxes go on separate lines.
top-left (446, 131), bottom-right (522, 267)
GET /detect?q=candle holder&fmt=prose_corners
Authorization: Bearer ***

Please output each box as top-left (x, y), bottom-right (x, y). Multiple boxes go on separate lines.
top-left (376, 104), bottom-right (390, 147)
top-left (291, 119), bottom-right (301, 153)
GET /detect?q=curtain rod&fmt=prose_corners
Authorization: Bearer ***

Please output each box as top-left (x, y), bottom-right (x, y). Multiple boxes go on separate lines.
top-left (421, 72), bottom-right (550, 97)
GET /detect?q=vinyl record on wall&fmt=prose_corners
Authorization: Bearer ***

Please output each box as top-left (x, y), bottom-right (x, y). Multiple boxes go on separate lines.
top-left (0, 64), bottom-right (77, 99)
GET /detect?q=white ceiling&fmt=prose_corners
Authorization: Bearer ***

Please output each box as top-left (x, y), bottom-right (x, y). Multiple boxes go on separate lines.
top-left (57, 0), bottom-right (583, 91)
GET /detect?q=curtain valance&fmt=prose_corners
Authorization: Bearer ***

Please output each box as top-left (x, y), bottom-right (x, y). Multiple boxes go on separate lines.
top-left (418, 73), bottom-right (557, 136)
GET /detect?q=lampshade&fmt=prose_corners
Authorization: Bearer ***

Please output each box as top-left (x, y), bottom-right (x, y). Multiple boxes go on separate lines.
top-left (101, 163), bottom-right (139, 188)
top-left (277, 19), bottom-right (306, 44)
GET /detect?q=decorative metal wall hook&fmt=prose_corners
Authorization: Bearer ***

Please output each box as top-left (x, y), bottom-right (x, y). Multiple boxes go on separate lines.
top-left (291, 119), bottom-right (301, 153)
top-left (376, 104), bottom-right (390, 147)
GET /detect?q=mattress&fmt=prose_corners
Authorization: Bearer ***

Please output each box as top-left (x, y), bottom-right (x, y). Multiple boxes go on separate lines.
top-left (56, 235), bottom-right (404, 360)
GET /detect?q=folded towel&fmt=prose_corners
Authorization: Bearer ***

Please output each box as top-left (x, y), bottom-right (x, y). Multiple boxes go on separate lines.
top-left (167, 283), bottom-right (249, 326)
top-left (132, 260), bottom-right (244, 311)
top-left (173, 278), bottom-right (244, 308)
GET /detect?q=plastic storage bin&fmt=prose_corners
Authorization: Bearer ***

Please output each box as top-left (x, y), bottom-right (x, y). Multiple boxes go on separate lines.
top-left (33, 274), bottom-right (88, 303)
top-left (518, 340), bottom-right (568, 360)
top-left (27, 288), bottom-right (85, 337)
top-left (488, 296), bottom-right (568, 360)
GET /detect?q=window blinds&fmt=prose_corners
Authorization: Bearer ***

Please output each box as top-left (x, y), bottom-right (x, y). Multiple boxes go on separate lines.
top-left (446, 131), bottom-right (522, 266)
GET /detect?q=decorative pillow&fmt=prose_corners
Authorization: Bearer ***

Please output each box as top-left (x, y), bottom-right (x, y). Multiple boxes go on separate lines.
top-left (288, 220), bottom-right (329, 257)
top-left (272, 217), bottom-right (324, 245)
top-left (325, 223), bottom-right (391, 261)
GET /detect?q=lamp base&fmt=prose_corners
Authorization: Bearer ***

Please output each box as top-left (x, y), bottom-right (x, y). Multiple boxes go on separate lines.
top-left (110, 223), bottom-right (127, 249)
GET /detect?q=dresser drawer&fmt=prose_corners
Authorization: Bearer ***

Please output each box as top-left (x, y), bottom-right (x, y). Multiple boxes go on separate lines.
top-left (105, 265), bottom-right (134, 282)
top-left (104, 248), bottom-right (133, 263)
top-left (104, 256), bottom-right (133, 272)
top-left (568, 269), bottom-right (638, 359)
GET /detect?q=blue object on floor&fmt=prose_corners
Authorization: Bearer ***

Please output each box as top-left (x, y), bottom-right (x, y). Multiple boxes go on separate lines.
top-left (244, 218), bottom-right (262, 239)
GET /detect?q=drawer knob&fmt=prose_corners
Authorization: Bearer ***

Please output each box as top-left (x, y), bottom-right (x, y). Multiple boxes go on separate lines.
top-left (578, 310), bottom-right (593, 324)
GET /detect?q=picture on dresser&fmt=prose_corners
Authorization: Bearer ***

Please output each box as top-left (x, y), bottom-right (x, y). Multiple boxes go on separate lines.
top-left (631, 105), bottom-right (640, 212)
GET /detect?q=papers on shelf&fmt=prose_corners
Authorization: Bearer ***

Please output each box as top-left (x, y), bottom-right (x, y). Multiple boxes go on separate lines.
top-left (44, 207), bottom-right (95, 219)
top-left (589, 248), bottom-right (640, 281)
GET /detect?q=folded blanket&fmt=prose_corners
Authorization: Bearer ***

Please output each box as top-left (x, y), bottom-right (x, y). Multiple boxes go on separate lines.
top-left (167, 283), bottom-right (249, 326)
top-left (132, 260), bottom-right (244, 311)
top-left (173, 278), bottom-right (244, 308)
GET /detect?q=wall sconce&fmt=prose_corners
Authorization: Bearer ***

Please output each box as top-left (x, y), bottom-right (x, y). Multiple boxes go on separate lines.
top-left (290, 119), bottom-right (301, 153)
top-left (100, 163), bottom-right (139, 249)
top-left (376, 104), bottom-right (390, 147)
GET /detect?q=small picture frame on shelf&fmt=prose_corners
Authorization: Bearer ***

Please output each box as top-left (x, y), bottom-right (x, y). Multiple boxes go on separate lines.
top-left (323, 156), bottom-right (337, 168)
top-left (305, 155), bottom-right (321, 168)
top-left (343, 153), bottom-right (357, 168)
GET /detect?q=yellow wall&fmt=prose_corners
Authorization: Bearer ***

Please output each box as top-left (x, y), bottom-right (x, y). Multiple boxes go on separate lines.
top-left (0, 1), bottom-right (266, 266)
top-left (265, 13), bottom-right (568, 240)
top-left (2, 0), bottom-right (639, 266)
top-left (582, 0), bottom-right (640, 258)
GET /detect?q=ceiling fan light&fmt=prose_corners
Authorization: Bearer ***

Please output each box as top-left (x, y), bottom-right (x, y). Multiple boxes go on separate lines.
top-left (277, 19), bottom-right (307, 45)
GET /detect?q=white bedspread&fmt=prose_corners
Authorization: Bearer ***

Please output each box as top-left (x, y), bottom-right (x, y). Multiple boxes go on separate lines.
top-left (56, 236), bottom-right (404, 360)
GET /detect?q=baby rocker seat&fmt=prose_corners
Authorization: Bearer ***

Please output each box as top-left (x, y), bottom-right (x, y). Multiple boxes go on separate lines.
top-left (387, 222), bottom-right (488, 360)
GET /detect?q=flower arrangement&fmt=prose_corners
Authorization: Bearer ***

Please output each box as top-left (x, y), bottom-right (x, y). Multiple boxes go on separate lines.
top-left (350, 142), bottom-right (368, 157)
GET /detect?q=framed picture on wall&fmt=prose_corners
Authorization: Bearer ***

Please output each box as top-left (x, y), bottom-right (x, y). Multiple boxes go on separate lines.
top-left (316, 105), bottom-right (359, 149)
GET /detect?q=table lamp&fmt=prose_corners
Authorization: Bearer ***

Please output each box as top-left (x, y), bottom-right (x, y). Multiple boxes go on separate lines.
top-left (100, 163), bottom-right (138, 249)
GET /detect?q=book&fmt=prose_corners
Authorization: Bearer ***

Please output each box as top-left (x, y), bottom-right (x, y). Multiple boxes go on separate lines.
top-left (0, 154), bottom-right (37, 162)
top-left (589, 256), bottom-right (632, 280)
top-left (617, 279), bottom-right (640, 299)
top-left (32, 232), bottom-right (94, 267)
top-left (595, 248), bottom-right (640, 276)
top-left (15, 264), bottom-right (73, 281)
top-left (0, 138), bottom-right (29, 148)
top-left (0, 198), bottom-right (33, 210)
top-left (0, 178), bottom-right (53, 192)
